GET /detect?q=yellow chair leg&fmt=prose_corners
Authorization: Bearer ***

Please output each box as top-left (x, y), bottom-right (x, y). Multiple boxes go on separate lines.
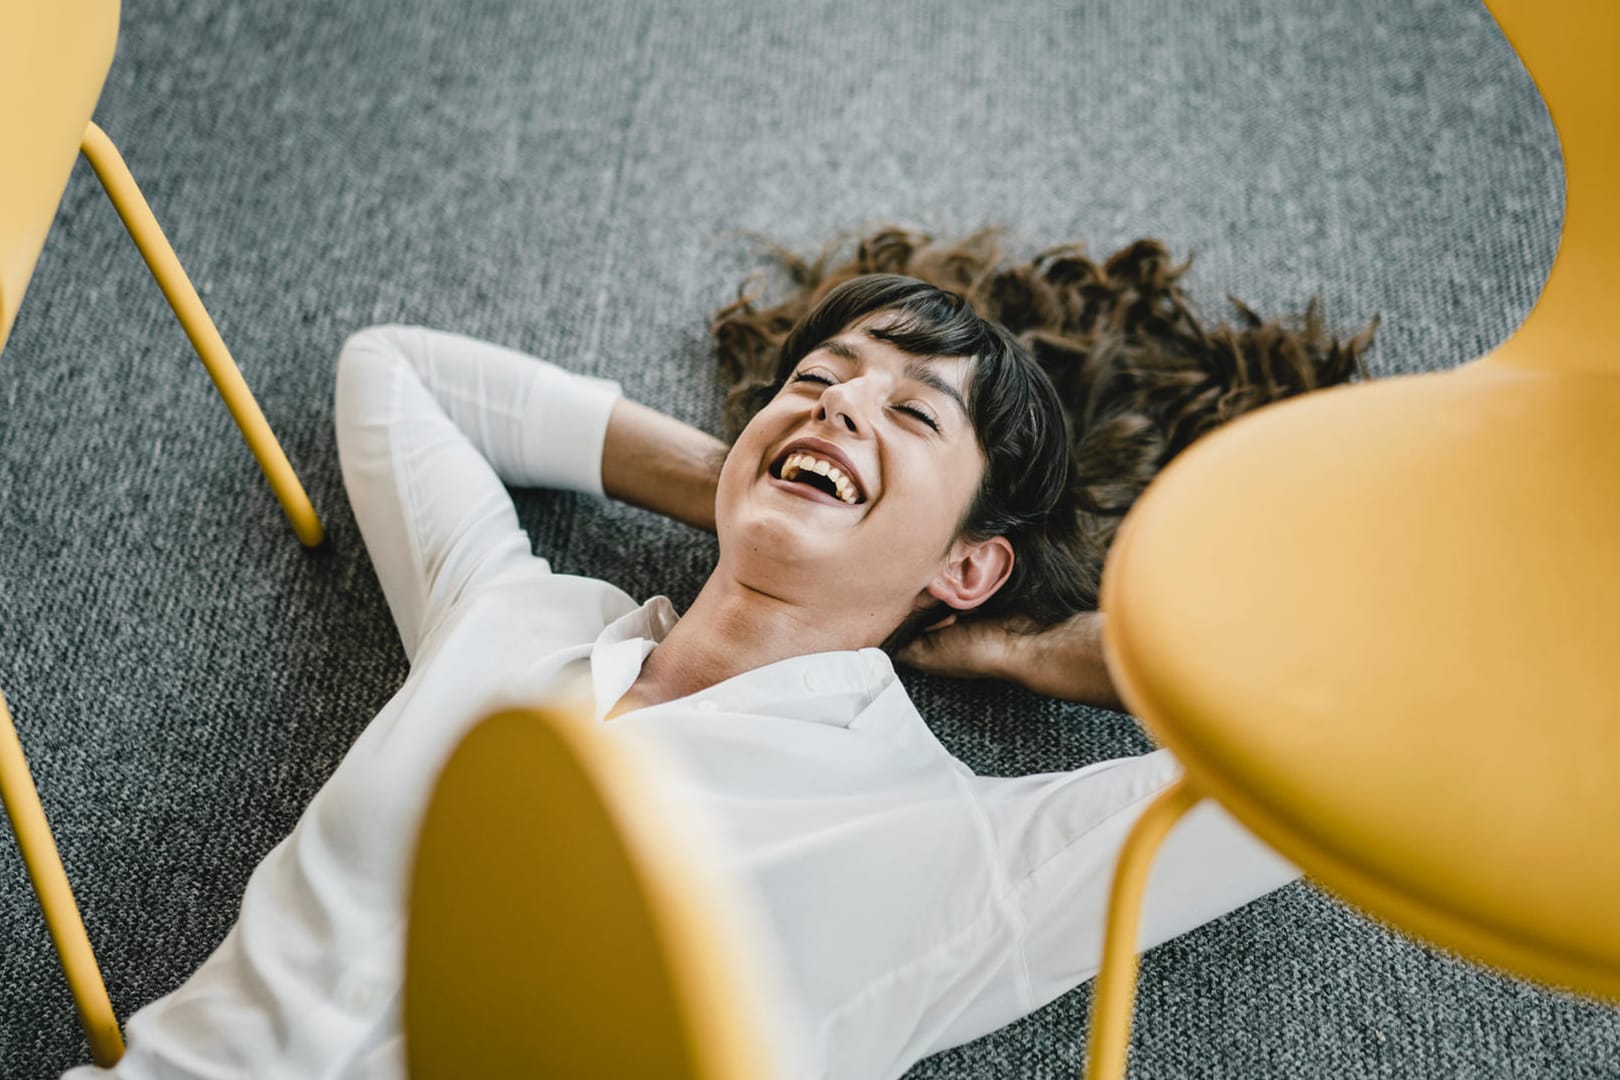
top-left (0, 688), bottom-right (124, 1067)
top-left (1082, 776), bottom-right (1202, 1080)
top-left (77, 121), bottom-right (324, 548)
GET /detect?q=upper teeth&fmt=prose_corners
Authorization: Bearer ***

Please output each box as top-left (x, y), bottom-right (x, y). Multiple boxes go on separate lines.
top-left (781, 452), bottom-right (860, 504)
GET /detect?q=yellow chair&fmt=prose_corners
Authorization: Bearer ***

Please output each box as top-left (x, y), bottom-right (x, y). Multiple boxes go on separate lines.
top-left (0, 689), bottom-right (124, 1065)
top-left (0, 0), bottom-right (322, 546)
top-left (1083, 0), bottom-right (1620, 1077)
top-left (1, 0), bottom-right (325, 1066)
top-left (406, 703), bottom-right (806, 1078)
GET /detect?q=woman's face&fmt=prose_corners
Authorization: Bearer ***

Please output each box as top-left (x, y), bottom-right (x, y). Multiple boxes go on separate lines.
top-left (714, 311), bottom-right (1000, 644)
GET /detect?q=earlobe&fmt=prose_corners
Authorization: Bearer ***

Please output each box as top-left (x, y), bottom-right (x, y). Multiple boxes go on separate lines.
top-left (926, 536), bottom-right (1015, 612)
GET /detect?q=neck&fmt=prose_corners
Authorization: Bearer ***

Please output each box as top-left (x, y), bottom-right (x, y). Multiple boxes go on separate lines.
top-left (609, 569), bottom-right (890, 717)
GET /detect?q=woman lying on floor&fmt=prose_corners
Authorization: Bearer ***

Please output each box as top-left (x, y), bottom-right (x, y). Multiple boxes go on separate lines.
top-left (66, 227), bottom-right (1375, 1080)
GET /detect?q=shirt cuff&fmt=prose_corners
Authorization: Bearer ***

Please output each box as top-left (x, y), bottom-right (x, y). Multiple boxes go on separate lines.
top-left (519, 366), bottom-right (623, 497)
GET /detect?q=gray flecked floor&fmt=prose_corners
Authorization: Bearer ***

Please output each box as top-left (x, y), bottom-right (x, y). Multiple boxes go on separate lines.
top-left (3, 1), bottom-right (1615, 1076)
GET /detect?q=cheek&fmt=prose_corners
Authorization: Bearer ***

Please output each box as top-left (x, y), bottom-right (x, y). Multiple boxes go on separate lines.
top-left (728, 401), bottom-right (790, 469)
top-left (870, 452), bottom-right (975, 553)
top-left (717, 442), bottom-right (747, 491)
top-left (713, 414), bottom-right (788, 540)
top-left (712, 445), bottom-right (751, 531)
top-left (913, 439), bottom-right (982, 507)
top-left (718, 401), bottom-right (803, 502)
top-left (878, 496), bottom-right (959, 562)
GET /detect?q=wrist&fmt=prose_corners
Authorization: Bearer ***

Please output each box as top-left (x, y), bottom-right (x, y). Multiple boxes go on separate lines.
top-left (1025, 611), bottom-right (1123, 709)
top-left (999, 624), bottom-right (1042, 685)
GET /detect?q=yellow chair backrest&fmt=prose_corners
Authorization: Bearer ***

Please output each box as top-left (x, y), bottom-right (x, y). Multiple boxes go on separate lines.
top-left (0, 0), bottom-right (121, 353)
top-left (1474, 0), bottom-right (1618, 374)
top-left (406, 704), bottom-right (807, 1079)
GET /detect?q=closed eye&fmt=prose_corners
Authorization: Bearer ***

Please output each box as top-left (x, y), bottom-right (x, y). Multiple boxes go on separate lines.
top-left (895, 403), bottom-right (940, 432)
top-left (794, 370), bottom-right (940, 432)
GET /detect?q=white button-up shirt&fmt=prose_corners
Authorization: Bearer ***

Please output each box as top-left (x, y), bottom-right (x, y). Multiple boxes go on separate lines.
top-left (65, 325), bottom-right (1297, 1080)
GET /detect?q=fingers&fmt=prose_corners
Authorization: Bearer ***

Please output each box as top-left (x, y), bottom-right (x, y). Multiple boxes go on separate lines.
top-left (897, 621), bottom-right (1001, 679)
top-left (896, 631), bottom-right (955, 673)
top-left (895, 637), bottom-right (935, 670)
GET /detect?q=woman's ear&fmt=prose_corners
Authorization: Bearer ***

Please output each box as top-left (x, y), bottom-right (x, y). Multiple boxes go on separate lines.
top-left (926, 535), bottom-right (1014, 612)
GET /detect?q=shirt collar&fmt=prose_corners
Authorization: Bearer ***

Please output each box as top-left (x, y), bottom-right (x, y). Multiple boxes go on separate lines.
top-left (587, 596), bottom-right (896, 727)
top-left (588, 596), bottom-right (677, 721)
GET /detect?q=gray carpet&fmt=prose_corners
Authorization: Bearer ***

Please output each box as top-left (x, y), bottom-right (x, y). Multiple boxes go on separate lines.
top-left (2, 0), bottom-right (1614, 1076)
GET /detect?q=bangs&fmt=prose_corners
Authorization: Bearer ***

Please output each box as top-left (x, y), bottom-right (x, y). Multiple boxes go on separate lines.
top-left (774, 275), bottom-right (986, 386)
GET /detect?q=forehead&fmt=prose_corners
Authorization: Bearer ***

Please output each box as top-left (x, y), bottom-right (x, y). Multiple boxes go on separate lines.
top-left (814, 312), bottom-right (976, 400)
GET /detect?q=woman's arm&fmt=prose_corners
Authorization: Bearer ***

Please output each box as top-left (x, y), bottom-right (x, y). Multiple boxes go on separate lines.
top-left (601, 397), bottom-right (727, 533)
top-left (335, 324), bottom-right (728, 662)
top-left (897, 610), bottom-right (1127, 711)
top-left (335, 324), bottom-right (623, 663)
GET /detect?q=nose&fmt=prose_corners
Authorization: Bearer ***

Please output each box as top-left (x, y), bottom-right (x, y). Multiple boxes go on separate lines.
top-left (814, 378), bottom-right (870, 436)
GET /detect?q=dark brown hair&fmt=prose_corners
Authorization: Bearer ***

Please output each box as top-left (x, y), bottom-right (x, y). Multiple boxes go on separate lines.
top-left (711, 225), bottom-right (1379, 637)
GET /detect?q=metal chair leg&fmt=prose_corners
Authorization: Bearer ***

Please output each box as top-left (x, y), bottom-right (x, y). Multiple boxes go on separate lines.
top-left (77, 120), bottom-right (324, 548)
top-left (1082, 776), bottom-right (1202, 1080)
top-left (0, 688), bottom-right (124, 1067)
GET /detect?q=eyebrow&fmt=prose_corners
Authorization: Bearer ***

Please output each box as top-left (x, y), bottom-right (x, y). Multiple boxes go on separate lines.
top-left (820, 337), bottom-right (969, 419)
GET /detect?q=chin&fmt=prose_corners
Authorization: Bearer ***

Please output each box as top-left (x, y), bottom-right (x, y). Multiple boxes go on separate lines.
top-left (721, 504), bottom-right (831, 565)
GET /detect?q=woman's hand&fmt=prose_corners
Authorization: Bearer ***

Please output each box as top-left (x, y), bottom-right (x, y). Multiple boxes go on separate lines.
top-left (897, 612), bottom-right (1027, 682)
top-left (898, 610), bottom-right (1126, 711)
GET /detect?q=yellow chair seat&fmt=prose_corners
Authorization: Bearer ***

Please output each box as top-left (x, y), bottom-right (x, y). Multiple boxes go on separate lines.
top-left (1101, 357), bottom-right (1620, 999)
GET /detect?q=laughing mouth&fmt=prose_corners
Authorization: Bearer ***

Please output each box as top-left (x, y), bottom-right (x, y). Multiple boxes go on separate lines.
top-left (770, 450), bottom-right (864, 505)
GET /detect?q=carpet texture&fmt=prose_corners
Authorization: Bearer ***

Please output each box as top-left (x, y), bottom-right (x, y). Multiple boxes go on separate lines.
top-left (2, 0), bottom-right (1615, 1076)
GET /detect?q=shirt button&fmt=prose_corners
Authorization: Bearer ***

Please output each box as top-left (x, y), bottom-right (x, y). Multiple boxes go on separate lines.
top-left (803, 671), bottom-right (821, 691)
top-left (696, 699), bottom-right (718, 713)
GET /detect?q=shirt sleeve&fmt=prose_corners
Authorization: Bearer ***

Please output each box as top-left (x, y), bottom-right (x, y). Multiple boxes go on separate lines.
top-left (333, 323), bottom-right (622, 664)
top-left (982, 749), bottom-right (1301, 1025)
